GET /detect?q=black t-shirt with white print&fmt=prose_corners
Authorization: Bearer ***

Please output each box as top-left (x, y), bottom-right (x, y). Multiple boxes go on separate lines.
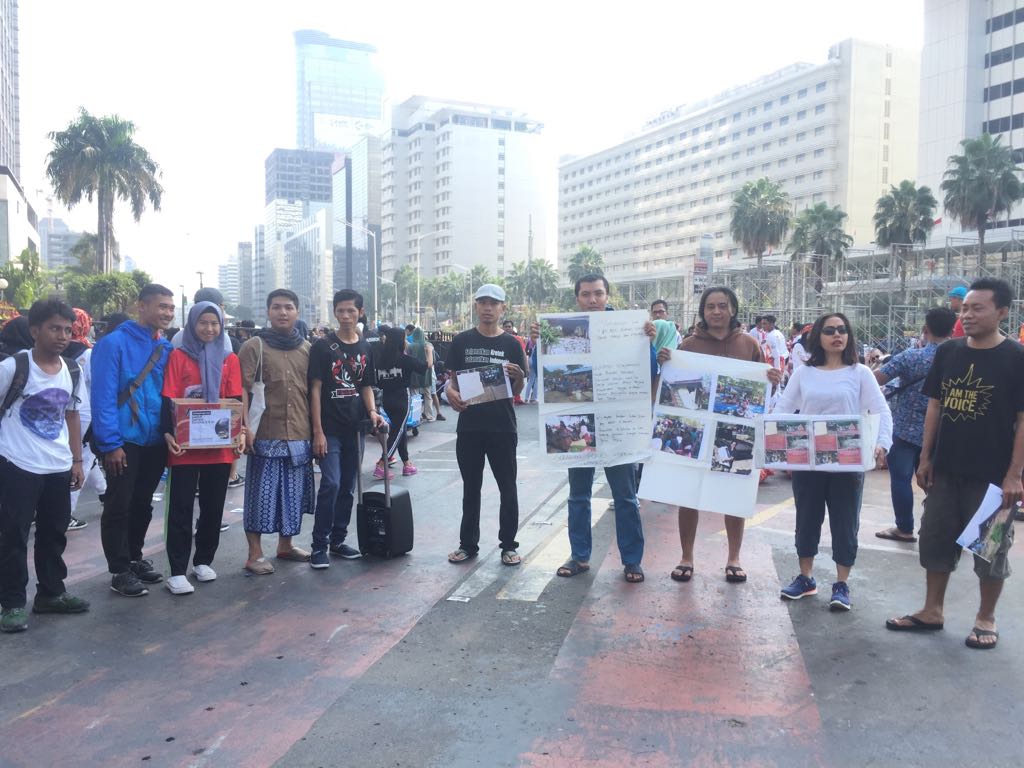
top-left (446, 329), bottom-right (526, 433)
top-left (922, 337), bottom-right (1024, 485)
top-left (309, 335), bottom-right (375, 436)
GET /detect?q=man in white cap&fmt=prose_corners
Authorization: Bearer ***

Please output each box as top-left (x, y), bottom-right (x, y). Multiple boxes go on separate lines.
top-left (444, 283), bottom-right (527, 566)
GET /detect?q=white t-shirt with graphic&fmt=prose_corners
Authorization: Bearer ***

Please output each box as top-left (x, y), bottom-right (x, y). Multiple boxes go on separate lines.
top-left (0, 351), bottom-right (83, 474)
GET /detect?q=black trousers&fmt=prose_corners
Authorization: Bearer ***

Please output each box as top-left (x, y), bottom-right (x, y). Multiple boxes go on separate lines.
top-left (455, 431), bottom-right (520, 554)
top-left (100, 442), bottom-right (168, 574)
top-left (383, 391), bottom-right (410, 463)
top-left (166, 463), bottom-right (230, 576)
top-left (0, 458), bottom-right (71, 608)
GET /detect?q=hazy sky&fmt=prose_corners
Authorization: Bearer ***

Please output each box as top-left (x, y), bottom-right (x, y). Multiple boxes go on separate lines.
top-left (19, 0), bottom-right (923, 299)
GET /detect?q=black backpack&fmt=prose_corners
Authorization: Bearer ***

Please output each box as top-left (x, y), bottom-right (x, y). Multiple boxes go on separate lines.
top-left (0, 351), bottom-right (82, 422)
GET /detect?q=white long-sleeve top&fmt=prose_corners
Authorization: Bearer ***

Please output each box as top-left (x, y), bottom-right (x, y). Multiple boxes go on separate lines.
top-left (773, 363), bottom-right (893, 450)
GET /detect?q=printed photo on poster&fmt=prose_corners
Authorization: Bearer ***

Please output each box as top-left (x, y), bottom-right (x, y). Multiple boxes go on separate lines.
top-left (545, 413), bottom-right (597, 454)
top-left (540, 316), bottom-right (590, 355)
top-left (456, 364), bottom-right (513, 406)
top-left (712, 375), bottom-right (767, 417)
top-left (658, 368), bottom-right (712, 411)
top-left (712, 421), bottom-right (755, 474)
top-left (650, 411), bottom-right (706, 460)
top-left (813, 419), bottom-right (862, 467)
top-left (763, 419), bottom-right (812, 468)
top-left (964, 506), bottom-right (1014, 562)
top-left (543, 364), bottom-right (594, 403)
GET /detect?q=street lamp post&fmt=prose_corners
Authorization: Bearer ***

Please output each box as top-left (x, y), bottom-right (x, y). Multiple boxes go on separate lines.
top-left (337, 219), bottom-right (379, 322)
top-left (450, 263), bottom-right (472, 329)
top-left (415, 229), bottom-right (445, 329)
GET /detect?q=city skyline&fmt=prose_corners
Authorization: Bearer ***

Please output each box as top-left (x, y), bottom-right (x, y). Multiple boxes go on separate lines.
top-left (17, 1), bottom-right (923, 300)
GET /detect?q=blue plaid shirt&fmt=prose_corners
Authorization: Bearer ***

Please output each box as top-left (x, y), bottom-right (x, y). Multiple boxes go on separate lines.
top-left (879, 343), bottom-right (939, 447)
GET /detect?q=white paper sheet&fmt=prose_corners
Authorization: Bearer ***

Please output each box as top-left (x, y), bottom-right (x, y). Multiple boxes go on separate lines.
top-left (456, 364), bottom-right (513, 406)
top-left (956, 484), bottom-right (1012, 561)
top-left (537, 310), bottom-right (651, 468)
top-left (188, 407), bottom-right (233, 447)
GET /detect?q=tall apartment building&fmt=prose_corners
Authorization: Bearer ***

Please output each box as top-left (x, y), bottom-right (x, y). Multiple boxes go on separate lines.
top-left (381, 96), bottom-right (547, 282)
top-left (919, 0), bottom-right (1024, 241)
top-left (39, 217), bottom-right (85, 270)
top-left (216, 253), bottom-right (240, 306)
top-left (251, 225), bottom-right (266, 307)
top-left (0, 0), bottom-right (20, 181)
top-left (236, 241), bottom-right (253, 311)
top-left (558, 39), bottom-right (918, 290)
top-left (295, 30), bottom-right (384, 152)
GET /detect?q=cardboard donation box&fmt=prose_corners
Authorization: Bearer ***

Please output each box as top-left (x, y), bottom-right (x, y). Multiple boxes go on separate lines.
top-left (172, 399), bottom-right (244, 449)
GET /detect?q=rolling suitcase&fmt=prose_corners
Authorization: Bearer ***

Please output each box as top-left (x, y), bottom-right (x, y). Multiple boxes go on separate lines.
top-left (356, 422), bottom-right (414, 558)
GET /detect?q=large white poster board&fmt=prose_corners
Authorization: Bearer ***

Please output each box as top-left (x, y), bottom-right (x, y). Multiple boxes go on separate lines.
top-left (638, 351), bottom-right (770, 518)
top-left (537, 310), bottom-right (652, 468)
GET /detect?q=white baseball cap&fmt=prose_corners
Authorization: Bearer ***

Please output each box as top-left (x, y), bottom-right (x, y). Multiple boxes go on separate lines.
top-left (474, 283), bottom-right (506, 302)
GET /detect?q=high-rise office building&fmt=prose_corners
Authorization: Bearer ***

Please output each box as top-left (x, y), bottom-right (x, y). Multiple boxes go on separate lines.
top-left (0, 168), bottom-right (37, 265)
top-left (332, 136), bottom-right (381, 311)
top-left (236, 241), bottom-right (253, 311)
top-left (557, 39), bottom-right (918, 289)
top-left (381, 96), bottom-right (547, 282)
top-left (295, 30), bottom-right (384, 152)
top-left (39, 217), bottom-right (85, 270)
top-left (283, 208), bottom-right (333, 326)
top-left (918, 0), bottom-right (1024, 241)
top-left (0, 0), bottom-right (20, 181)
top-left (217, 253), bottom-right (240, 306)
top-left (252, 225), bottom-right (266, 307)
top-left (265, 148), bottom-right (334, 205)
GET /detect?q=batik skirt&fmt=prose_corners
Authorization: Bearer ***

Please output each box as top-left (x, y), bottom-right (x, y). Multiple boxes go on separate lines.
top-left (243, 439), bottom-right (314, 536)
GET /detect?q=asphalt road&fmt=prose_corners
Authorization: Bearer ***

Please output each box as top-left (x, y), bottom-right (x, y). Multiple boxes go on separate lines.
top-left (1, 404), bottom-right (1022, 767)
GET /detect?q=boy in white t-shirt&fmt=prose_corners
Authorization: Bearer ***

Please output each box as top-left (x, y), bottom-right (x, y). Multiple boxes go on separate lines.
top-left (0, 299), bottom-right (89, 633)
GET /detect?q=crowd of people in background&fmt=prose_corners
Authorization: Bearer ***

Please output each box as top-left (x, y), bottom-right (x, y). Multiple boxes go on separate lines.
top-left (0, 272), bottom-right (1020, 652)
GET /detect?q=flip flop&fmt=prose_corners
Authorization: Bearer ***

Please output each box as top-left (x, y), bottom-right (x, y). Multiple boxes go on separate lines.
top-left (500, 550), bottom-right (522, 566)
top-left (556, 559), bottom-right (590, 577)
top-left (624, 564), bottom-right (645, 583)
top-left (725, 565), bottom-right (748, 583)
top-left (965, 627), bottom-right (999, 649)
top-left (875, 528), bottom-right (918, 543)
top-left (276, 547), bottom-right (311, 562)
top-left (885, 615), bottom-right (944, 632)
top-left (447, 549), bottom-right (477, 564)
top-left (670, 564), bottom-right (693, 582)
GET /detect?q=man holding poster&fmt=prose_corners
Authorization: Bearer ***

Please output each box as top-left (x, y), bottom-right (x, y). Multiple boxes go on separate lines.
top-left (888, 278), bottom-right (1024, 649)
top-left (537, 274), bottom-right (655, 584)
top-left (657, 286), bottom-right (781, 584)
top-left (445, 284), bottom-right (527, 567)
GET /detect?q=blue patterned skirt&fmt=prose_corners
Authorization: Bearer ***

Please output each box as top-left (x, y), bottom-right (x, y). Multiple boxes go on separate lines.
top-left (243, 440), bottom-right (314, 536)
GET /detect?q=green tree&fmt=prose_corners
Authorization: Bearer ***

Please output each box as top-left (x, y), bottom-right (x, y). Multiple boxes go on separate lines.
top-left (393, 263), bottom-right (418, 320)
top-left (730, 177), bottom-right (792, 268)
top-left (941, 133), bottom-right (1023, 270)
top-left (509, 259), bottom-right (559, 306)
top-left (62, 269), bottom-right (152, 316)
top-left (787, 202), bottom-right (853, 281)
top-left (567, 246), bottom-right (605, 283)
top-left (0, 248), bottom-right (48, 308)
top-left (873, 180), bottom-right (938, 247)
top-left (45, 108), bottom-right (164, 273)
top-left (66, 232), bottom-right (101, 275)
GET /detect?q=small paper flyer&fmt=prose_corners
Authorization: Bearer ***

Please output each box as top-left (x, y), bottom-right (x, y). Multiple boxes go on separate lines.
top-left (187, 408), bottom-right (233, 447)
top-left (762, 414), bottom-right (879, 472)
top-left (639, 350), bottom-right (769, 518)
top-left (956, 484), bottom-right (1014, 562)
top-left (537, 310), bottom-right (652, 468)
top-left (456, 364), bottom-right (512, 406)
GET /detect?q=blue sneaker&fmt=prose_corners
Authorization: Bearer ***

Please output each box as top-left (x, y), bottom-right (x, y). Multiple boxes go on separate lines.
top-left (310, 550), bottom-right (330, 570)
top-left (829, 581), bottom-right (851, 611)
top-left (780, 574), bottom-right (817, 600)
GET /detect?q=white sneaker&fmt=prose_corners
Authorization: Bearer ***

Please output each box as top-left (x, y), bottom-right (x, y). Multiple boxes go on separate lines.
top-left (192, 564), bottom-right (217, 582)
top-left (165, 575), bottom-right (195, 595)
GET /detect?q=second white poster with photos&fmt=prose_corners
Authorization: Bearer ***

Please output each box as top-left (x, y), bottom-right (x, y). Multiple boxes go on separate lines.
top-left (536, 310), bottom-right (652, 468)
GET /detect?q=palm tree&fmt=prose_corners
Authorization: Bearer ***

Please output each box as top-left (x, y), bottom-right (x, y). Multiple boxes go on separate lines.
top-left (505, 261), bottom-right (529, 304)
top-left (730, 178), bottom-right (792, 268)
top-left (67, 232), bottom-right (100, 275)
top-left (873, 181), bottom-right (938, 247)
top-left (787, 202), bottom-right (853, 281)
top-left (941, 133), bottom-right (1023, 270)
top-left (393, 263), bottom-right (417, 319)
top-left (468, 264), bottom-right (493, 293)
top-left (45, 108), bottom-right (164, 273)
top-left (567, 246), bottom-right (605, 283)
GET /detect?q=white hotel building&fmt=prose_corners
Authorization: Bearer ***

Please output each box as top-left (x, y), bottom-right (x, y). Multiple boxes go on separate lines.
top-left (557, 39), bottom-right (919, 299)
top-left (381, 96), bottom-right (547, 280)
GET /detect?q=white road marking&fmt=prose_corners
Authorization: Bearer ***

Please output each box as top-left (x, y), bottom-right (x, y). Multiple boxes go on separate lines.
top-left (327, 624), bottom-right (348, 643)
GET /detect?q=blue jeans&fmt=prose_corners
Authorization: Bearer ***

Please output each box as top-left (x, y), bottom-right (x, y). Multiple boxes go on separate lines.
top-left (567, 464), bottom-right (644, 566)
top-left (792, 471), bottom-right (864, 567)
top-left (887, 437), bottom-right (921, 534)
top-left (524, 372), bottom-right (538, 401)
top-left (312, 433), bottom-right (360, 552)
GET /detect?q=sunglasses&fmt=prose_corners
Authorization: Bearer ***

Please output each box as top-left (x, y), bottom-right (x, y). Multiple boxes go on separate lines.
top-left (821, 325), bottom-right (848, 336)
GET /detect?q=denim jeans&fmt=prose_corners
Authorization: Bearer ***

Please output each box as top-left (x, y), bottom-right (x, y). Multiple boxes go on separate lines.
top-left (524, 372), bottom-right (538, 401)
top-left (792, 471), bottom-right (864, 567)
top-left (312, 432), bottom-right (360, 552)
top-left (887, 436), bottom-right (921, 534)
top-left (567, 464), bottom-right (644, 566)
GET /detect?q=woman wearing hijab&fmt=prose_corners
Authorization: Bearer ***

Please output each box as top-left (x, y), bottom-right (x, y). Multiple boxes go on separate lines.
top-left (67, 308), bottom-right (106, 531)
top-left (160, 302), bottom-right (244, 595)
top-left (407, 327), bottom-right (437, 422)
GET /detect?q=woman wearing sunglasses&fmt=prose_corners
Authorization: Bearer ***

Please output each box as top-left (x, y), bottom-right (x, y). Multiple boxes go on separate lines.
top-left (773, 312), bottom-right (892, 611)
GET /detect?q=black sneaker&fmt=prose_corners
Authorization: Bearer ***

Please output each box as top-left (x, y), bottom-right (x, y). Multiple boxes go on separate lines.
top-left (129, 559), bottom-right (163, 584)
top-left (310, 550), bottom-right (330, 569)
top-left (219, 522), bottom-right (230, 532)
top-left (227, 474), bottom-right (245, 488)
top-left (329, 543), bottom-right (362, 559)
top-left (110, 571), bottom-right (149, 597)
top-left (67, 516), bottom-right (88, 531)
top-left (33, 592), bottom-right (90, 614)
